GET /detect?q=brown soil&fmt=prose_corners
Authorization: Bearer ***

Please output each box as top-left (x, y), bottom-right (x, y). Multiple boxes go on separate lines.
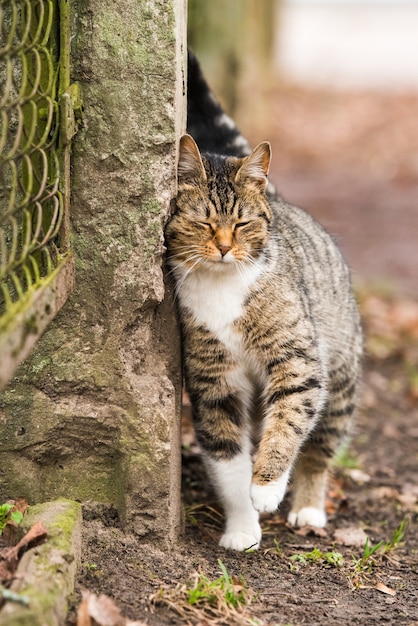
top-left (67, 85), bottom-right (418, 626)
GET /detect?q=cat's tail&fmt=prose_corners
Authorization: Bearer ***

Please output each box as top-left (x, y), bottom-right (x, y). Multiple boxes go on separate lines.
top-left (186, 50), bottom-right (279, 200)
top-left (187, 49), bottom-right (251, 158)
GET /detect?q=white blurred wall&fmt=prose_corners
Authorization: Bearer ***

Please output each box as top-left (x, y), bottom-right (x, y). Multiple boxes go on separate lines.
top-left (276, 0), bottom-right (418, 88)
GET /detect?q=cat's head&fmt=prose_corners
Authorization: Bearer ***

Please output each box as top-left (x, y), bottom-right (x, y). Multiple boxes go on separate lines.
top-left (166, 134), bottom-right (273, 274)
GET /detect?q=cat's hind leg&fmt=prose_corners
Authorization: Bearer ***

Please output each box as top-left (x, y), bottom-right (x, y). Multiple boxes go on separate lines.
top-left (288, 373), bottom-right (357, 527)
top-left (287, 448), bottom-right (329, 528)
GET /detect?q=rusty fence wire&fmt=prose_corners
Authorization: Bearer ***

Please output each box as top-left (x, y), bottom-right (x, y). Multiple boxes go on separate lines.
top-left (0, 0), bottom-right (76, 389)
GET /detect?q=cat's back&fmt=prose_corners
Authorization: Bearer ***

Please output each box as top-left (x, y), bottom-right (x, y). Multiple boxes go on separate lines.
top-left (270, 197), bottom-right (353, 300)
top-left (249, 196), bottom-right (361, 355)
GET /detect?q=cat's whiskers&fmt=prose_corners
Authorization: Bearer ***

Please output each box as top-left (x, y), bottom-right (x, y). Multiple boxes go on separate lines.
top-left (167, 242), bottom-right (206, 267)
top-left (169, 243), bottom-right (202, 251)
top-left (170, 252), bottom-right (202, 271)
top-left (234, 260), bottom-right (247, 284)
top-left (172, 256), bottom-right (205, 297)
top-left (168, 248), bottom-right (202, 261)
top-left (238, 254), bottom-right (261, 274)
top-left (166, 252), bottom-right (203, 283)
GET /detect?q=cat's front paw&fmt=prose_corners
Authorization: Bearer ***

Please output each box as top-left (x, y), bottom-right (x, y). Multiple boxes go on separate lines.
top-left (251, 471), bottom-right (290, 513)
top-left (288, 506), bottom-right (327, 528)
top-left (219, 512), bottom-right (262, 551)
top-left (219, 530), bottom-right (261, 552)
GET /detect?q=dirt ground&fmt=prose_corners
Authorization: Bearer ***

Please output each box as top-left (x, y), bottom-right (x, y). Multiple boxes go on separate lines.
top-left (67, 85), bottom-right (418, 626)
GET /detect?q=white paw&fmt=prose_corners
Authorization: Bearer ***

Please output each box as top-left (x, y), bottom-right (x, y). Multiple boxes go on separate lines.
top-left (219, 529), bottom-right (261, 551)
top-left (251, 471), bottom-right (290, 513)
top-left (288, 506), bottom-right (327, 528)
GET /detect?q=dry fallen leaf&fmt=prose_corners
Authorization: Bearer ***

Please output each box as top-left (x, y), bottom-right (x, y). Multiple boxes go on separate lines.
top-left (382, 423), bottom-right (403, 439)
top-left (333, 527), bottom-right (369, 547)
top-left (77, 591), bottom-right (148, 626)
top-left (76, 595), bottom-right (91, 626)
top-left (0, 520), bottom-right (47, 584)
top-left (398, 484), bottom-right (418, 509)
top-left (325, 499), bottom-right (338, 515)
top-left (397, 494), bottom-right (417, 509)
top-left (362, 296), bottom-right (418, 343)
top-left (79, 592), bottom-right (124, 626)
top-left (373, 486), bottom-right (399, 500)
top-left (345, 468), bottom-right (371, 484)
top-left (294, 525), bottom-right (328, 538)
top-left (12, 498), bottom-right (29, 516)
top-left (371, 486), bottom-right (417, 509)
top-left (375, 581), bottom-right (396, 596)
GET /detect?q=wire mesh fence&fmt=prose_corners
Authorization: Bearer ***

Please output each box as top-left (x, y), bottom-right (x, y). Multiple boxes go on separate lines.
top-left (0, 0), bottom-right (75, 389)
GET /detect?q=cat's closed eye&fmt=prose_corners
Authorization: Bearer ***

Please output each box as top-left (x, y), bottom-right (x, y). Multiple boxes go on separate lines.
top-left (198, 222), bottom-right (216, 234)
top-left (234, 222), bottom-right (251, 231)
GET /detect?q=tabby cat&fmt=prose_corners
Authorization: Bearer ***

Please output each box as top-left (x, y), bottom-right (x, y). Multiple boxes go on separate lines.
top-left (165, 54), bottom-right (362, 551)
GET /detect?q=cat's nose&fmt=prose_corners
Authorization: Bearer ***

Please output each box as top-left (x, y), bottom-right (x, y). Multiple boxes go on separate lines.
top-left (218, 245), bottom-right (232, 257)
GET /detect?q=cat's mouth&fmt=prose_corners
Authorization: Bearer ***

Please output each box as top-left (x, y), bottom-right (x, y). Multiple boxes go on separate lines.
top-left (212, 252), bottom-right (236, 264)
top-left (202, 254), bottom-right (237, 271)
top-left (206, 248), bottom-right (252, 266)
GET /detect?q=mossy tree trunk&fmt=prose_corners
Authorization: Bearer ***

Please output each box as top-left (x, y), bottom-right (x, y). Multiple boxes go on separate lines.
top-left (0, 0), bottom-right (186, 544)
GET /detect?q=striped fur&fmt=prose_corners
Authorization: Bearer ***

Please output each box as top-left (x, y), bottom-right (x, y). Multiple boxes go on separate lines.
top-left (166, 79), bottom-right (362, 551)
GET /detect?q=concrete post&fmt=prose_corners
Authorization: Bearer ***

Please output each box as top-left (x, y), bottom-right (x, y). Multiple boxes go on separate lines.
top-left (0, 0), bottom-right (186, 544)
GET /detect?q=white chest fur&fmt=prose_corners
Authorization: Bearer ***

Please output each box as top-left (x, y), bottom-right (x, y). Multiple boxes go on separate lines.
top-left (177, 261), bottom-right (263, 355)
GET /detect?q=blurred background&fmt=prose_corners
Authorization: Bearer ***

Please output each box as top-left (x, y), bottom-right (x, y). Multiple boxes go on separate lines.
top-left (188, 0), bottom-right (418, 298)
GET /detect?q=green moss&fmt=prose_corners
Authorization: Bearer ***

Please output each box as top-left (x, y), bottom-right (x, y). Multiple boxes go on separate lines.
top-left (95, 4), bottom-right (176, 73)
top-left (0, 266), bottom-right (64, 335)
top-left (38, 457), bottom-right (127, 513)
top-left (0, 384), bottom-right (32, 412)
top-left (0, 609), bottom-right (44, 626)
top-left (118, 435), bottom-right (132, 450)
top-left (25, 499), bottom-right (81, 545)
top-left (0, 501), bottom-right (82, 625)
top-left (26, 354), bottom-right (51, 376)
top-left (141, 198), bottom-right (162, 216)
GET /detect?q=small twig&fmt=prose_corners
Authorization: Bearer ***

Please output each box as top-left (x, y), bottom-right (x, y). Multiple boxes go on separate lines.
top-left (0, 584), bottom-right (30, 606)
top-left (259, 590), bottom-right (296, 596)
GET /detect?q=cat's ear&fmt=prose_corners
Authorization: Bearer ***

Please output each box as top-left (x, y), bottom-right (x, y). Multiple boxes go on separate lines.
top-left (236, 141), bottom-right (271, 189)
top-left (178, 134), bottom-right (207, 183)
